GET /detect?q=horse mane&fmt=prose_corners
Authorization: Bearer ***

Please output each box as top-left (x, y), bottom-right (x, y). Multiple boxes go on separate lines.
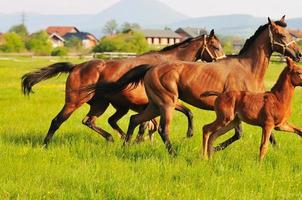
top-left (239, 20), bottom-right (287, 55)
top-left (270, 66), bottom-right (289, 92)
top-left (160, 34), bottom-right (207, 52)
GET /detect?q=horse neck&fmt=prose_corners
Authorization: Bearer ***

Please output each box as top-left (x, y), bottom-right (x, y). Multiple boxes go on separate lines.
top-left (161, 42), bottom-right (200, 61)
top-left (240, 28), bottom-right (272, 87)
top-left (271, 70), bottom-right (295, 106)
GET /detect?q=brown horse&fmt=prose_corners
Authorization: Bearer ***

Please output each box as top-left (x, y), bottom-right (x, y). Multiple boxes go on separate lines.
top-left (21, 30), bottom-right (225, 145)
top-left (202, 57), bottom-right (302, 160)
top-left (89, 16), bottom-right (301, 155)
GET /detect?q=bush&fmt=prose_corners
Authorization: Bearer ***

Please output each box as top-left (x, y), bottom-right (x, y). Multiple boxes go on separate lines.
top-left (9, 24), bottom-right (29, 38)
top-left (51, 47), bottom-right (68, 56)
top-left (93, 31), bottom-right (149, 54)
top-left (25, 31), bottom-right (52, 55)
top-left (65, 36), bottom-right (82, 50)
top-left (0, 32), bottom-right (25, 52)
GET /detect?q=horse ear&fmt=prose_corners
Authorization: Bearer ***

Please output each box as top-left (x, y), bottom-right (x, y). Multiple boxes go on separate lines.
top-left (268, 17), bottom-right (277, 28)
top-left (209, 29), bottom-right (215, 37)
top-left (280, 15), bottom-right (286, 23)
top-left (286, 57), bottom-right (294, 69)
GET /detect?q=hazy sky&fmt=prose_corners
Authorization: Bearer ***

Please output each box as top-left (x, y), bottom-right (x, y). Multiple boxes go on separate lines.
top-left (0, 0), bottom-right (301, 18)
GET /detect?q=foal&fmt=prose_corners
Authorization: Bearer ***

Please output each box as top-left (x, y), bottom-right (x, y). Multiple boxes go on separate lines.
top-left (202, 57), bottom-right (302, 160)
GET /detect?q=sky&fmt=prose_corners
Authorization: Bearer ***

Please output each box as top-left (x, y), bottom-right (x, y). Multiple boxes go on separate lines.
top-left (0, 0), bottom-right (302, 18)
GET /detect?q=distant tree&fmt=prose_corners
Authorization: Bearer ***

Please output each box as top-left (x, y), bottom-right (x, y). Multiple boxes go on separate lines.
top-left (93, 31), bottom-right (149, 54)
top-left (164, 26), bottom-right (172, 31)
top-left (51, 47), bottom-right (68, 56)
top-left (65, 36), bottom-right (82, 50)
top-left (120, 22), bottom-right (141, 33)
top-left (9, 24), bottom-right (29, 38)
top-left (103, 19), bottom-right (118, 35)
top-left (25, 30), bottom-right (52, 55)
top-left (0, 32), bottom-right (24, 52)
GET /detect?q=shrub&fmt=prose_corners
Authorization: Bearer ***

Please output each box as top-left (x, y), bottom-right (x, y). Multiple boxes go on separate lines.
top-left (0, 32), bottom-right (25, 52)
top-left (93, 31), bottom-right (149, 54)
top-left (25, 31), bottom-right (52, 55)
top-left (51, 47), bottom-right (68, 56)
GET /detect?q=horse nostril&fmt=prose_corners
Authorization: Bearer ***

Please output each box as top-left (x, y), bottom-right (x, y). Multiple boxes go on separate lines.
top-left (299, 52), bottom-right (302, 58)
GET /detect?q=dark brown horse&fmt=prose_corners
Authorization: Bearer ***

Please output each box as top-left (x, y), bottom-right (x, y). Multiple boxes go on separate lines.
top-left (21, 30), bottom-right (225, 145)
top-left (202, 57), bottom-right (302, 160)
top-left (89, 16), bottom-right (301, 155)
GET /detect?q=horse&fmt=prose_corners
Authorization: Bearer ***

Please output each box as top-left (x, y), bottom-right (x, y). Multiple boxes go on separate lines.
top-left (202, 57), bottom-right (302, 160)
top-left (88, 16), bottom-right (301, 155)
top-left (21, 30), bottom-right (225, 145)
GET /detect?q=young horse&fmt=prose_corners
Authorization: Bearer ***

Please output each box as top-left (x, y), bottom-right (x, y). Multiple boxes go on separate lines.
top-left (202, 57), bottom-right (302, 160)
top-left (21, 30), bottom-right (225, 145)
top-left (88, 16), bottom-right (301, 155)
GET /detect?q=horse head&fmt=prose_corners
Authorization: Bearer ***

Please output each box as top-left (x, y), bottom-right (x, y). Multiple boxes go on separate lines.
top-left (196, 29), bottom-right (226, 62)
top-left (268, 16), bottom-right (301, 62)
top-left (286, 57), bottom-right (302, 86)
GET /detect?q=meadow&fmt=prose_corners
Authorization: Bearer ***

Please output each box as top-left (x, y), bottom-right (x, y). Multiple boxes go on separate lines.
top-left (0, 57), bottom-right (302, 199)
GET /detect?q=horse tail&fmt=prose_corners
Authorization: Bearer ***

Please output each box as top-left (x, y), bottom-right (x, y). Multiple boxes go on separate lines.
top-left (200, 91), bottom-right (221, 97)
top-left (81, 64), bottom-right (152, 94)
top-left (21, 62), bottom-right (74, 95)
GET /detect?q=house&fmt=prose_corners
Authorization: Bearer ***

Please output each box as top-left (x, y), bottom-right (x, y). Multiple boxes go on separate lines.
top-left (289, 29), bottom-right (302, 41)
top-left (48, 32), bottom-right (65, 48)
top-left (175, 27), bottom-right (208, 41)
top-left (45, 26), bottom-right (97, 48)
top-left (64, 32), bottom-right (98, 48)
top-left (138, 29), bottom-right (181, 45)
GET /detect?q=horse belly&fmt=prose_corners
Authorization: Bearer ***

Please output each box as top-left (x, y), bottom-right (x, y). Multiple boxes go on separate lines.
top-left (236, 95), bottom-right (264, 126)
top-left (110, 86), bottom-right (149, 112)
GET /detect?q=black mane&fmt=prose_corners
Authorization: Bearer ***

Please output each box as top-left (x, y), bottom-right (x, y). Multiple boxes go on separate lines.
top-left (239, 20), bottom-right (287, 55)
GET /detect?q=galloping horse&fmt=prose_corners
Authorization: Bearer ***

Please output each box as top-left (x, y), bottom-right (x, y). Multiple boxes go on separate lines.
top-left (21, 30), bottom-right (225, 145)
top-left (89, 16), bottom-right (301, 155)
top-left (202, 57), bottom-right (302, 160)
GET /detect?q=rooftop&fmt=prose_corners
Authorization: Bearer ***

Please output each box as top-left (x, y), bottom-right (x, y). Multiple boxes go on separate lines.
top-left (139, 29), bottom-right (181, 38)
top-left (46, 26), bottom-right (79, 37)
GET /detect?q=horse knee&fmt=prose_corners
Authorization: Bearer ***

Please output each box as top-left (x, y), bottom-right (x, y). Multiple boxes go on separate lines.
top-left (82, 116), bottom-right (95, 128)
top-left (129, 115), bottom-right (140, 128)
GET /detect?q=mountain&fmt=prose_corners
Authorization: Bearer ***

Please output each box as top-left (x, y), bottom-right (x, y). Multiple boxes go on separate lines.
top-left (169, 14), bottom-right (302, 38)
top-left (0, 0), bottom-right (302, 38)
top-left (0, 0), bottom-right (188, 36)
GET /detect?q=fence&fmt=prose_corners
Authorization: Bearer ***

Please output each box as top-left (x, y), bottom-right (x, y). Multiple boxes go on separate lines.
top-left (93, 52), bottom-right (137, 59)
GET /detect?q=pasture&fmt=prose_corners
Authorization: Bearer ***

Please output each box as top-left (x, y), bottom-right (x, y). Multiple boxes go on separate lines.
top-left (1, 57), bottom-right (302, 199)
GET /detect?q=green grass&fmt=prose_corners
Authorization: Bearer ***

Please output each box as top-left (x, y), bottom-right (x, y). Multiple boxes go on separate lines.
top-left (1, 57), bottom-right (302, 199)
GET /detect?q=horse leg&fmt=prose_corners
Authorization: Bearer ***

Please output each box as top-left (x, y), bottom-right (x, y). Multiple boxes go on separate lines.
top-left (157, 106), bottom-right (176, 156)
top-left (214, 123), bottom-right (277, 151)
top-left (147, 118), bottom-right (158, 142)
top-left (213, 122), bottom-right (243, 151)
top-left (207, 119), bottom-right (240, 158)
top-left (175, 103), bottom-right (194, 138)
top-left (124, 103), bottom-right (159, 145)
top-left (108, 107), bottom-right (129, 139)
top-left (82, 101), bottom-right (114, 142)
top-left (275, 122), bottom-right (302, 137)
top-left (259, 124), bottom-right (274, 161)
top-left (43, 103), bottom-right (77, 146)
top-left (135, 122), bottom-right (149, 143)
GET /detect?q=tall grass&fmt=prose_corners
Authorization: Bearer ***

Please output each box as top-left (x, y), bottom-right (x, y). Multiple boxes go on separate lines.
top-left (0, 57), bottom-right (302, 199)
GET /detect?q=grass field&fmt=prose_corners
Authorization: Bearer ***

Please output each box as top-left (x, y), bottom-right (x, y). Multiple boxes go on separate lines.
top-left (1, 57), bottom-right (302, 199)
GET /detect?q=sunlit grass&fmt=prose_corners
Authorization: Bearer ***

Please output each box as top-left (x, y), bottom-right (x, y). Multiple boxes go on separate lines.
top-left (0, 57), bottom-right (302, 199)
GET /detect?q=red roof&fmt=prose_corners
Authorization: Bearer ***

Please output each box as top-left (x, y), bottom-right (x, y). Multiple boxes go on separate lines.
top-left (46, 26), bottom-right (79, 37)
